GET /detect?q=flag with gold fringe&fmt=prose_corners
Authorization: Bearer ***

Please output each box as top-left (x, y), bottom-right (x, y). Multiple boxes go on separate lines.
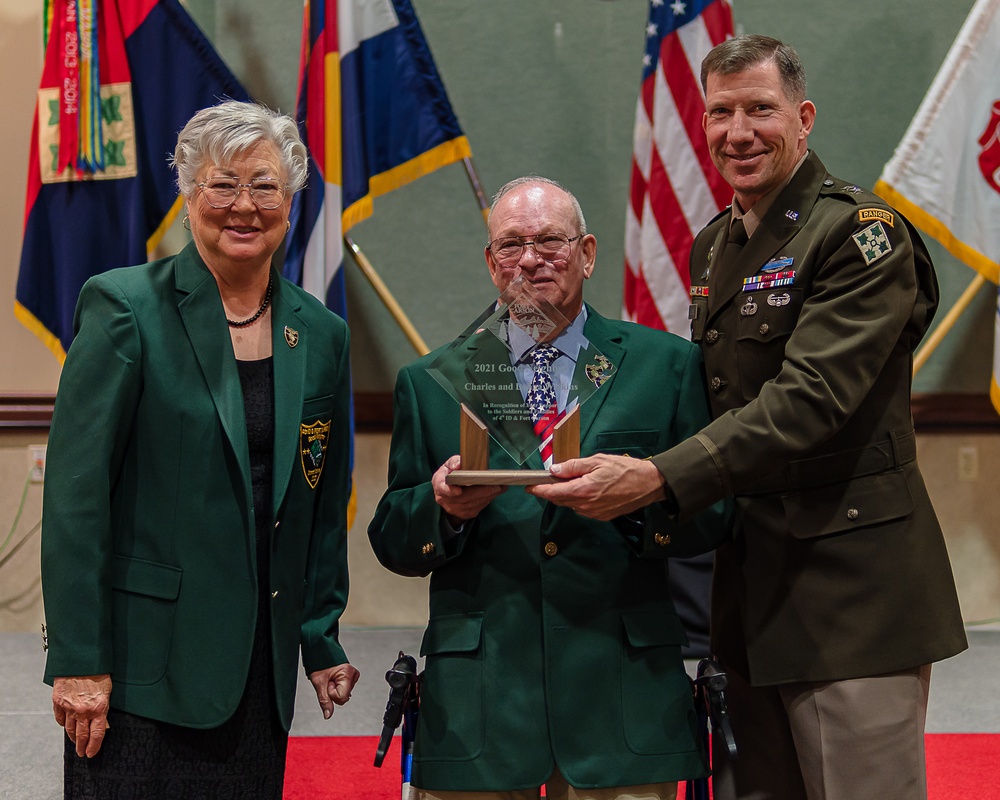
top-left (875, 0), bottom-right (1000, 413)
top-left (16, 0), bottom-right (249, 361)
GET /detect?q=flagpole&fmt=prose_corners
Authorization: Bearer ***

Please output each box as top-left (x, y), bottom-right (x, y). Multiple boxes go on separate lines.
top-left (912, 272), bottom-right (988, 376)
top-left (462, 156), bottom-right (490, 228)
top-left (344, 235), bottom-right (431, 356)
top-left (343, 158), bottom-right (490, 360)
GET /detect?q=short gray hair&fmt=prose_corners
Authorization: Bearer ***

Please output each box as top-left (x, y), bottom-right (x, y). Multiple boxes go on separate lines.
top-left (700, 35), bottom-right (807, 104)
top-left (171, 100), bottom-right (308, 197)
top-left (488, 176), bottom-right (588, 238)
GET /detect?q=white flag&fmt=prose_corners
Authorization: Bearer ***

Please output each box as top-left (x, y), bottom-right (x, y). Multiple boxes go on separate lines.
top-left (874, 0), bottom-right (1000, 413)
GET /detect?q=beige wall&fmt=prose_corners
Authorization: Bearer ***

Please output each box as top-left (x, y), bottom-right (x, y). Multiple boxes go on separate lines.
top-left (3, 430), bottom-right (998, 635)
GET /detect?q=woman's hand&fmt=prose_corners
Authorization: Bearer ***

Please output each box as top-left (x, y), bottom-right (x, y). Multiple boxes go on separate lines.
top-left (308, 663), bottom-right (361, 720)
top-left (52, 674), bottom-right (113, 757)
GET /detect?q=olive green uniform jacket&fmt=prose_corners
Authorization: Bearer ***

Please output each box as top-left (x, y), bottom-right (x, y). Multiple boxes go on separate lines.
top-left (368, 307), bottom-right (730, 791)
top-left (41, 242), bottom-right (353, 731)
top-left (653, 151), bottom-right (967, 686)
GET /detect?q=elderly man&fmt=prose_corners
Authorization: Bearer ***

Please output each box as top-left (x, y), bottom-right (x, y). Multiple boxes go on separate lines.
top-left (532, 37), bottom-right (967, 800)
top-left (368, 176), bottom-right (728, 800)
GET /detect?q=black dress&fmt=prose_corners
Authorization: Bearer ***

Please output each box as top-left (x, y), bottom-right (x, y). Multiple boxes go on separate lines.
top-left (64, 357), bottom-right (287, 800)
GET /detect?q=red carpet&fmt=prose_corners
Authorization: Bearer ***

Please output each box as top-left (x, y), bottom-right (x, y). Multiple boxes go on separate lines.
top-left (285, 734), bottom-right (1000, 799)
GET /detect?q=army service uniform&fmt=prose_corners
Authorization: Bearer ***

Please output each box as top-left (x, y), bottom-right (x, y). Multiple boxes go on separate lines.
top-left (651, 151), bottom-right (967, 799)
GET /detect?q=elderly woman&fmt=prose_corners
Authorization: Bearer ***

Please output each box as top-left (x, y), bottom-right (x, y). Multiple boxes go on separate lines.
top-left (40, 100), bottom-right (359, 798)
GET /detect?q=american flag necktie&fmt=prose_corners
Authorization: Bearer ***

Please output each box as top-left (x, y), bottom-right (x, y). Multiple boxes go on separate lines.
top-left (526, 344), bottom-right (564, 468)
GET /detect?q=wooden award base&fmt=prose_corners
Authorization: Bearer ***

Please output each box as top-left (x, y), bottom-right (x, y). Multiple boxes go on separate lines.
top-left (445, 404), bottom-right (580, 486)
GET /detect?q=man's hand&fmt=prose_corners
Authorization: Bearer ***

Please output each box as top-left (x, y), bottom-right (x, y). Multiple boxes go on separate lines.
top-left (432, 455), bottom-right (506, 525)
top-left (527, 454), bottom-right (667, 520)
top-left (52, 674), bottom-right (112, 758)
top-left (309, 663), bottom-right (361, 720)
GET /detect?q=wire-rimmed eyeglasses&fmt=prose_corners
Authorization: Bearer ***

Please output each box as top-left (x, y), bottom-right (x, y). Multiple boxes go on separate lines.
top-left (487, 233), bottom-right (582, 267)
top-left (197, 177), bottom-right (288, 210)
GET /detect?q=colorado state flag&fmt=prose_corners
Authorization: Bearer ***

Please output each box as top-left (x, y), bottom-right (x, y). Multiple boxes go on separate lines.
top-left (283, 0), bottom-right (471, 316)
top-left (15, 0), bottom-right (249, 361)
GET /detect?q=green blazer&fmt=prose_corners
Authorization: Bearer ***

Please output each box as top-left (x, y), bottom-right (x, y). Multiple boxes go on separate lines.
top-left (654, 151), bottom-right (967, 685)
top-left (369, 307), bottom-right (729, 791)
top-left (41, 242), bottom-right (352, 731)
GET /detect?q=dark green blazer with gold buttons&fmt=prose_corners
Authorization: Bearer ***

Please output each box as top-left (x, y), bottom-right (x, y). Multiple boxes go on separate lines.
top-left (41, 241), bottom-right (352, 731)
top-left (368, 306), bottom-right (729, 791)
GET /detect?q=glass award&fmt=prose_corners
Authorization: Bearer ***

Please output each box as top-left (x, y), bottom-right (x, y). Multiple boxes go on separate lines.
top-left (426, 276), bottom-right (616, 485)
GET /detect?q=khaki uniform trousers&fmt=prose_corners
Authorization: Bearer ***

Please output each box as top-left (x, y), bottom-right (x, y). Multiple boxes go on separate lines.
top-left (712, 663), bottom-right (932, 800)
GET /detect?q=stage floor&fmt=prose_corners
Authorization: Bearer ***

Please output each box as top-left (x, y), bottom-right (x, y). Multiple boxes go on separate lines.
top-left (3, 625), bottom-right (997, 798)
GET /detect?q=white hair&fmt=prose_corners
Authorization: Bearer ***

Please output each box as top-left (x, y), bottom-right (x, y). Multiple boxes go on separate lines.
top-left (487, 175), bottom-right (588, 237)
top-left (171, 100), bottom-right (308, 197)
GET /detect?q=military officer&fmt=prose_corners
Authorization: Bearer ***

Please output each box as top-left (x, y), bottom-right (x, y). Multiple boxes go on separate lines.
top-left (531, 35), bottom-right (967, 800)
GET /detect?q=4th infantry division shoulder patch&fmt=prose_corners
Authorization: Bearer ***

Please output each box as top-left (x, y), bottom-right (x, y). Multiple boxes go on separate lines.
top-left (852, 221), bottom-right (893, 265)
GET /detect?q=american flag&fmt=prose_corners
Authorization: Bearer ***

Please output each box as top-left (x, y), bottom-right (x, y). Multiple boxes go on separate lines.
top-left (623, 0), bottom-right (734, 334)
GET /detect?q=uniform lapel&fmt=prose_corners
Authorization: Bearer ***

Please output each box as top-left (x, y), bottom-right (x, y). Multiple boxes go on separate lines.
top-left (708, 152), bottom-right (824, 321)
top-left (175, 244), bottom-right (251, 498)
top-left (269, 278), bottom-right (307, 517)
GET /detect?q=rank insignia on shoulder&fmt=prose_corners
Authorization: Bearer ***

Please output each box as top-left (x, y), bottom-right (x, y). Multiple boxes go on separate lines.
top-left (690, 286), bottom-right (710, 297)
top-left (852, 221), bottom-right (893, 265)
top-left (858, 208), bottom-right (894, 227)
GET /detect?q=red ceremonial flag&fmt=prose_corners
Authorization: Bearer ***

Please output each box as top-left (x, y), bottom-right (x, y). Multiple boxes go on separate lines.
top-left (16, 0), bottom-right (249, 360)
top-left (623, 0), bottom-right (734, 335)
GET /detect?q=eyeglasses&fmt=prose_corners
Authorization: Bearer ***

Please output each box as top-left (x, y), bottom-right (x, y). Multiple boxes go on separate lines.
top-left (487, 233), bottom-right (582, 267)
top-left (197, 177), bottom-right (288, 210)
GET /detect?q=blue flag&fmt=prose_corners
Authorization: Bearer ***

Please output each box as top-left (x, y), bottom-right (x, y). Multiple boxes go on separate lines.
top-left (283, 0), bottom-right (471, 315)
top-left (16, 0), bottom-right (249, 360)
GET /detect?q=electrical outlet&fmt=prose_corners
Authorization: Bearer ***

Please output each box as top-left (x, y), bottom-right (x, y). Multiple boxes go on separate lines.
top-left (28, 444), bottom-right (46, 483)
top-left (957, 445), bottom-right (978, 481)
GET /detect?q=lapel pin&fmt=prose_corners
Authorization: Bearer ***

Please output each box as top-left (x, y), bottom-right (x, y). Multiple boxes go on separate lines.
top-left (284, 326), bottom-right (299, 348)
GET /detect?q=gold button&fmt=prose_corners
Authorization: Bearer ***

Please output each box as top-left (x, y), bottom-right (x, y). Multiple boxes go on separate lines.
top-left (710, 377), bottom-right (722, 391)
top-left (706, 329), bottom-right (719, 344)
top-left (758, 323), bottom-right (770, 335)
top-left (544, 541), bottom-right (558, 556)
top-left (847, 508), bottom-right (860, 521)
top-left (271, 590), bottom-right (279, 599)
top-left (653, 533), bottom-right (672, 547)
top-left (421, 542), bottom-right (436, 556)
